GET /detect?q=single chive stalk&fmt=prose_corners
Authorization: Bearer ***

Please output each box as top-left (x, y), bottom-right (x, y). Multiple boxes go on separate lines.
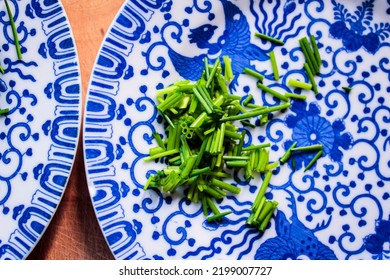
top-left (254, 32), bottom-right (284, 46)
top-left (242, 67), bottom-right (264, 81)
top-left (201, 194), bottom-right (208, 216)
top-left (225, 160), bottom-right (248, 168)
top-left (342, 86), bottom-right (352, 93)
top-left (205, 196), bottom-right (221, 215)
top-left (180, 155), bottom-right (198, 179)
top-left (149, 146), bottom-right (165, 156)
top-left (309, 35), bottom-right (322, 66)
top-left (224, 130), bottom-right (242, 140)
top-left (245, 103), bottom-right (265, 110)
top-left (269, 50), bottom-right (279, 81)
top-left (242, 94), bottom-right (253, 106)
top-left (202, 185), bottom-right (226, 200)
top-left (304, 149), bottom-right (323, 172)
top-left (188, 95), bottom-right (198, 114)
top-left (210, 178), bottom-right (241, 194)
top-left (256, 148), bottom-right (269, 172)
top-left (203, 57), bottom-right (210, 80)
top-left (0, 65), bottom-right (5, 74)
top-left (206, 59), bottom-right (220, 88)
top-left (288, 79), bottom-right (312, 90)
top-left (190, 167), bottom-right (211, 177)
top-left (265, 161), bottom-right (279, 171)
top-left (190, 111), bottom-right (208, 128)
top-left (242, 143), bottom-right (271, 151)
top-left (152, 132), bottom-right (165, 149)
top-left (220, 103), bottom-right (290, 122)
top-left (5, 0), bottom-right (22, 60)
top-left (0, 108), bottom-right (10, 115)
top-left (157, 92), bottom-right (182, 112)
top-left (292, 158), bottom-right (297, 171)
top-left (222, 156), bottom-right (250, 161)
top-left (156, 85), bottom-right (178, 96)
top-left (280, 141), bottom-right (297, 164)
top-left (303, 62), bottom-right (318, 94)
top-left (223, 55), bottom-right (234, 82)
top-left (240, 120), bottom-right (256, 128)
top-left (143, 149), bottom-right (179, 161)
top-left (291, 144), bottom-right (323, 152)
top-left (257, 82), bottom-right (289, 102)
top-left (236, 130), bottom-right (247, 156)
top-left (252, 171), bottom-right (273, 212)
top-left (207, 210), bottom-right (233, 222)
top-left (284, 92), bottom-right (307, 100)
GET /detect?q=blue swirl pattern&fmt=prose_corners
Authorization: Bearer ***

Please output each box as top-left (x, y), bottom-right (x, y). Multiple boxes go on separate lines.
top-left (0, 0), bottom-right (81, 259)
top-left (84, 0), bottom-right (389, 259)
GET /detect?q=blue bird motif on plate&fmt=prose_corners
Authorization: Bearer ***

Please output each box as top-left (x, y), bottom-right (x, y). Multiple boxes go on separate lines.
top-left (167, 0), bottom-right (268, 88)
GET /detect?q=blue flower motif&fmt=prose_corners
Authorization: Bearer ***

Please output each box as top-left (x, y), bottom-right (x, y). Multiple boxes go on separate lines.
top-left (255, 211), bottom-right (337, 260)
top-left (363, 219), bottom-right (390, 259)
top-left (283, 101), bottom-right (352, 170)
top-left (329, 0), bottom-right (390, 54)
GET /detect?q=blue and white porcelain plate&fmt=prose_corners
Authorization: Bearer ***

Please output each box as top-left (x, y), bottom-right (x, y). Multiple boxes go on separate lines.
top-left (84, 0), bottom-right (390, 260)
top-left (0, 0), bottom-right (81, 259)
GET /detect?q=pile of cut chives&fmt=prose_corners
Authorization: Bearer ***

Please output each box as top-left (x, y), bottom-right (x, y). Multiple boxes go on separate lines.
top-left (145, 32), bottom-right (326, 232)
top-left (1, 0), bottom-right (23, 114)
top-left (144, 55), bottom-right (286, 227)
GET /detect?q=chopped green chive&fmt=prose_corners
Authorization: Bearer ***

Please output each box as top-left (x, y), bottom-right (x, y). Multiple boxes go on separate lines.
top-left (0, 108), bottom-right (9, 115)
top-left (291, 144), bottom-right (323, 152)
top-left (304, 149), bottom-right (323, 172)
top-left (143, 149), bottom-right (179, 161)
top-left (284, 92), bottom-right (307, 100)
top-left (288, 79), bottom-right (312, 90)
top-left (242, 143), bottom-right (271, 151)
top-left (5, 0), bottom-right (22, 60)
top-left (269, 50), bottom-right (279, 81)
top-left (257, 82), bottom-right (289, 102)
top-left (280, 141), bottom-right (297, 164)
top-left (207, 211), bottom-right (233, 222)
top-left (145, 50), bottom-right (330, 233)
top-left (192, 87), bottom-right (212, 114)
top-left (242, 94), bottom-right (253, 106)
top-left (206, 59), bottom-right (220, 88)
top-left (252, 171), bottom-right (273, 212)
top-left (152, 132), bottom-right (165, 149)
top-left (254, 32), bottom-right (284, 46)
top-left (303, 62), bottom-right (318, 94)
top-left (223, 55), bottom-right (234, 82)
top-left (342, 86), bottom-right (352, 93)
top-left (300, 37), bottom-right (319, 75)
top-left (258, 201), bottom-right (278, 231)
top-left (310, 35), bottom-right (322, 66)
top-left (243, 67), bottom-right (265, 81)
top-left (205, 196), bottom-right (221, 216)
top-left (210, 178), bottom-right (241, 194)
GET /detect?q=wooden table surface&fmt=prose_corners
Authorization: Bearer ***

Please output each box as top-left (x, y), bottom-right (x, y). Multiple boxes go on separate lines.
top-left (27, 0), bottom-right (124, 260)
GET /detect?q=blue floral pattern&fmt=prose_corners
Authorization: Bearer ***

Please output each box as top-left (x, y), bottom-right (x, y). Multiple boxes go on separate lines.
top-left (0, 1), bottom-right (81, 259)
top-left (84, 0), bottom-right (390, 259)
top-left (283, 100), bottom-right (353, 169)
top-left (329, 0), bottom-right (390, 54)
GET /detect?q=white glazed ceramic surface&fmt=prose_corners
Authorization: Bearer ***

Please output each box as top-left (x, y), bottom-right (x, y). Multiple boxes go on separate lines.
top-left (0, 0), bottom-right (81, 259)
top-left (84, 0), bottom-right (390, 260)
